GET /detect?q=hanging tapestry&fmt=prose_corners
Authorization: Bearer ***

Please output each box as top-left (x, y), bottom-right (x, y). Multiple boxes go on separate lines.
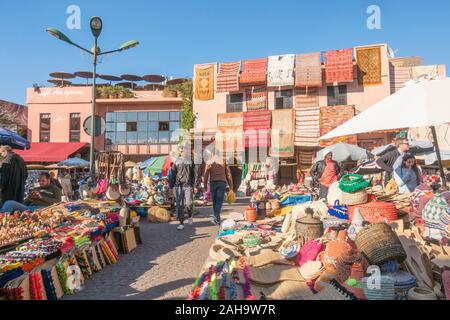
top-left (325, 49), bottom-right (354, 83)
top-left (294, 87), bottom-right (320, 147)
top-left (216, 61), bottom-right (241, 93)
top-left (243, 110), bottom-right (271, 148)
top-left (245, 86), bottom-right (268, 111)
top-left (267, 54), bottom-right (295, 87)
top-left (194, 64), bottom-right (215, 100)
top-left (240, 58), bottom-right (268, 85)
top-left (319, 105), bottom-right (356, 146)
top-left (270, 109), bottom-right (294, 158)
top-left (356, 46), bottom-right (382, 86)
top-left (295, 53), bottom-right (323, 87)
top-left (217, 112), bottom-right (244, 154)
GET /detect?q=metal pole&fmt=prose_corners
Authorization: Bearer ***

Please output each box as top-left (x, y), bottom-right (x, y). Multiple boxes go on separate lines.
top-left (90, 38), bottom-right (98, 175)
top-left (430, 125), bottom-right (448, 190)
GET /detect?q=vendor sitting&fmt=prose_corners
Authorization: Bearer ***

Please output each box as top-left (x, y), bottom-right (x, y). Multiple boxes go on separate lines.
top-left (393, 154), bottom-right (422, 194)
top-left (0, 172), bottom-right (62, 213)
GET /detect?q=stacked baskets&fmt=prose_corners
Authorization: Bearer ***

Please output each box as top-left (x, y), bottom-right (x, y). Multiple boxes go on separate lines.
top-left (339, 174), bottom-right (369, 206)
top-left (355, 223), bottom-right (406, 265)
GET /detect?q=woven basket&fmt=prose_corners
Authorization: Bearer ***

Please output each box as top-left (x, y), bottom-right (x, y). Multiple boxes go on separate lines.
top-left (355, 223), bottom-right (406, 265)
top-left (341, 189), bottom-right (368, 206)
top-left (348, 201), bottom-right (398, 224)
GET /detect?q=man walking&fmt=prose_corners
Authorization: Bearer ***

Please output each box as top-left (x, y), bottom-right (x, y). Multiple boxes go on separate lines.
top-left (310, 150), bottom-right (343, 199)
top-left (169, 146), bottom-right (196, 230)
top-left (376, 138), bottom-right (410, 185)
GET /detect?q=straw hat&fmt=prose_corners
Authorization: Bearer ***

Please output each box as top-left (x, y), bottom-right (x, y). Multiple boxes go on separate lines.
top-left (299, 261), bottom-right (323, 280)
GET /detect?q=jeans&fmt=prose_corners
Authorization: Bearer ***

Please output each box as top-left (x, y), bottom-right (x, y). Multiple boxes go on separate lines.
top-left (0, 200), bottom-right (45, 213)
top-left (175, 185), bottom-right (193, 224)
top-left (319, 184), bottom-right (329, 200)
top-left (211, 180), bottom-right (227, 222)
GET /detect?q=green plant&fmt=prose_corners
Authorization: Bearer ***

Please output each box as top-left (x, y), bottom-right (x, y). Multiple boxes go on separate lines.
top-left (166, 80), bottom-right (195, 131)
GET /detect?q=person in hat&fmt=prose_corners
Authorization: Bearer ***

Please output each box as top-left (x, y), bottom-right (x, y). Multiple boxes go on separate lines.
top-left (0, 145), bottom-right (28, 207)
top-left (310, 149), bottom-right (343, 200)
top-left (169, 145), bottom-right (196, 230)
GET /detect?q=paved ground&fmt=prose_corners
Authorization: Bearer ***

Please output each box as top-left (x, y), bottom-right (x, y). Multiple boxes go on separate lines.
top-left (65, 203), bottom-right (246, 300)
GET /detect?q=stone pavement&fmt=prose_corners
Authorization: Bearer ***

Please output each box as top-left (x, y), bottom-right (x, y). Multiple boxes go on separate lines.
top-left (64, 204), bottom-right (246, 300)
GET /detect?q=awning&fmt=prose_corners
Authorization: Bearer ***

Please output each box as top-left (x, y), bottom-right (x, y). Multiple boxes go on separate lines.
top-left (15, 142), bottom-right (88, 163)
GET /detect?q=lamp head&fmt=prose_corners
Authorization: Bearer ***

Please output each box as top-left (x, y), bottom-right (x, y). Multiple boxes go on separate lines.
top-left (90, 17), bottom-right (103, 38)
top-left (119, 40), bottom-right (140, 51)
top-left (46, 28), bottom-right (73, 44)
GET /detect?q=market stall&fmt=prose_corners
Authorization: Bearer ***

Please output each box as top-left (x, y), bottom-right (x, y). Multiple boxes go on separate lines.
top-left (0, 200), bottom-right (142, 300)
top-left (191, 173), bottom-right (450, 300)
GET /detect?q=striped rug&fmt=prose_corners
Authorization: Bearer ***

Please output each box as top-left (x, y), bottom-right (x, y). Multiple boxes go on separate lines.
top-left (325, 49), bottom-right (354, 83)
top-left (295, 53), bottom-right (323, 87)
top-left (216, 61), bottom-right (241, 93)
top-left (389, 63), bottom-right (411, 94)
top-left (243, 110), bottom-right (271, 148)
top-left (245, 86), bottom-right (268, 111)
top-left (294, 87), bottom-right (320, 147)
top-left (319, 105), bottom-right (356, 146)
top-left (240, 58), bottom-right (268, 85)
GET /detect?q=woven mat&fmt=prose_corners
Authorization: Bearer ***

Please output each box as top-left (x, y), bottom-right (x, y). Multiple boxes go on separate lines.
top-left (243, 110), bottom-right (271, 148)
top-left (217, 112), bottom-right (244, 152)
top-left (240, 58), bottom-right (267, 85)
top-left (319, 105), bottom-right (356, 146)
top-left (294, 106), bottom-right (320, 147)
top-left (271, 109), bottom-right (294, 157)
top-left (248, 265), bottom-right (304, 285)
top-left (294, 87), bottom-right (319, 108)
top-left (251, 280), bottom-right (315, 300)
top-left (245, 86), bottom-right (268, 111)
top-left (356, 46), bottom-right (382, 86)
top-left (325, 48), bottom-right (354, 83)
top-left (194, 64), bottom-right (215, 100)
top-left (216, 61), bottom-right (240, 93)
top-left (295, 52), bottom-right (323, 87)
top-left (245, 250), bottom-right (290, 267)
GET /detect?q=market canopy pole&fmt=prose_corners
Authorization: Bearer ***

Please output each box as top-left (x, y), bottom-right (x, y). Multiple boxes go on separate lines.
top-left (430, 126), bottom-right (448, 190)
top-left (46, 18), bottom-right (139, 175)
top-left (319, 78), bottom-right (450, 190)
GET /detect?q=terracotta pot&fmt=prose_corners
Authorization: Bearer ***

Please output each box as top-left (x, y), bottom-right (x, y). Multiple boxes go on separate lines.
top-left (245, 207), bottom-right (257, 222)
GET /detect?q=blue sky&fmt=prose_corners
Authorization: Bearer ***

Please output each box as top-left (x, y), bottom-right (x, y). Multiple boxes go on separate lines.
top-left (1, 0), bottom-right (449, 104)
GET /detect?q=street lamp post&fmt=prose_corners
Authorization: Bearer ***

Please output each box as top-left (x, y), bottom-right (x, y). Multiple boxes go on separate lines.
top-left (46, 17), bottom-right (139, 175)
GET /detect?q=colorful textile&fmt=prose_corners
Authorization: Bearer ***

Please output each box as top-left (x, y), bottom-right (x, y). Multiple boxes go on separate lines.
top-left (243, 111), bottom-right (271, 148)
top-left (389, 63), bottom-right (411, 94)
top-left (194, 64), bottom-right (215, 100)
top-left (295, 53), bottom-right (323, 87)
top-left (267, 54), bottom-right (295, 87)
top-left (216, 112), bottom-right (244, 154)
top-left (294, 87), bottom-right (320, 147)
top-left (270, 109), bottom-right (294, 157)
top-left (319, 105), bottom-right (356, 146)
top-left (356, 46), bottom-right (382, 86)
top-left (245, 86), bottom-right (268, 111)
top-left (325, 49), bottom-right (354, 83)
top-left (321, 160), bottom-right (338, 188)
top-left (240, 58), bottom-right (267, 85)
top-left (216, 61), bottom-right (241, 93)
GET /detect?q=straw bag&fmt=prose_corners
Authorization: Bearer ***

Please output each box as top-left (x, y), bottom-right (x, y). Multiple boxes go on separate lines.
top-left (355, 223), bottom-right (407, 265)
top-left (341, 189), bottom-right (368, 206)
top-left (297, 239), bottom-right (325, 267)
top-left (328, 200), bottom-right (349, 220)
top-left (348, 201), bottom-right (398, 224)
top-left (422, 194), bottom-right (449, 223)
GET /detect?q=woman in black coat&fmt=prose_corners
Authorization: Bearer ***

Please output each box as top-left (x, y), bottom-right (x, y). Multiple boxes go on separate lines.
top-left (0, 146), bottom-right (28, 206)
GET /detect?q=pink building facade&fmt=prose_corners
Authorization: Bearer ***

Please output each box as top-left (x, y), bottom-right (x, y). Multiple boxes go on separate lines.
top-left (26, 87), bottom-right (182, 161)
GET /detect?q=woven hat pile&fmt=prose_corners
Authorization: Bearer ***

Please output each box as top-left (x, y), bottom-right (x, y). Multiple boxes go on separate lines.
top-left (355, 223), bottom-right (406, 266)
top-left (338, 174), bottom-right (370, 206)
top-left (362, 275), bottom-right (396, 300)
top-left (348, 201), bottom-right (398, 224)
